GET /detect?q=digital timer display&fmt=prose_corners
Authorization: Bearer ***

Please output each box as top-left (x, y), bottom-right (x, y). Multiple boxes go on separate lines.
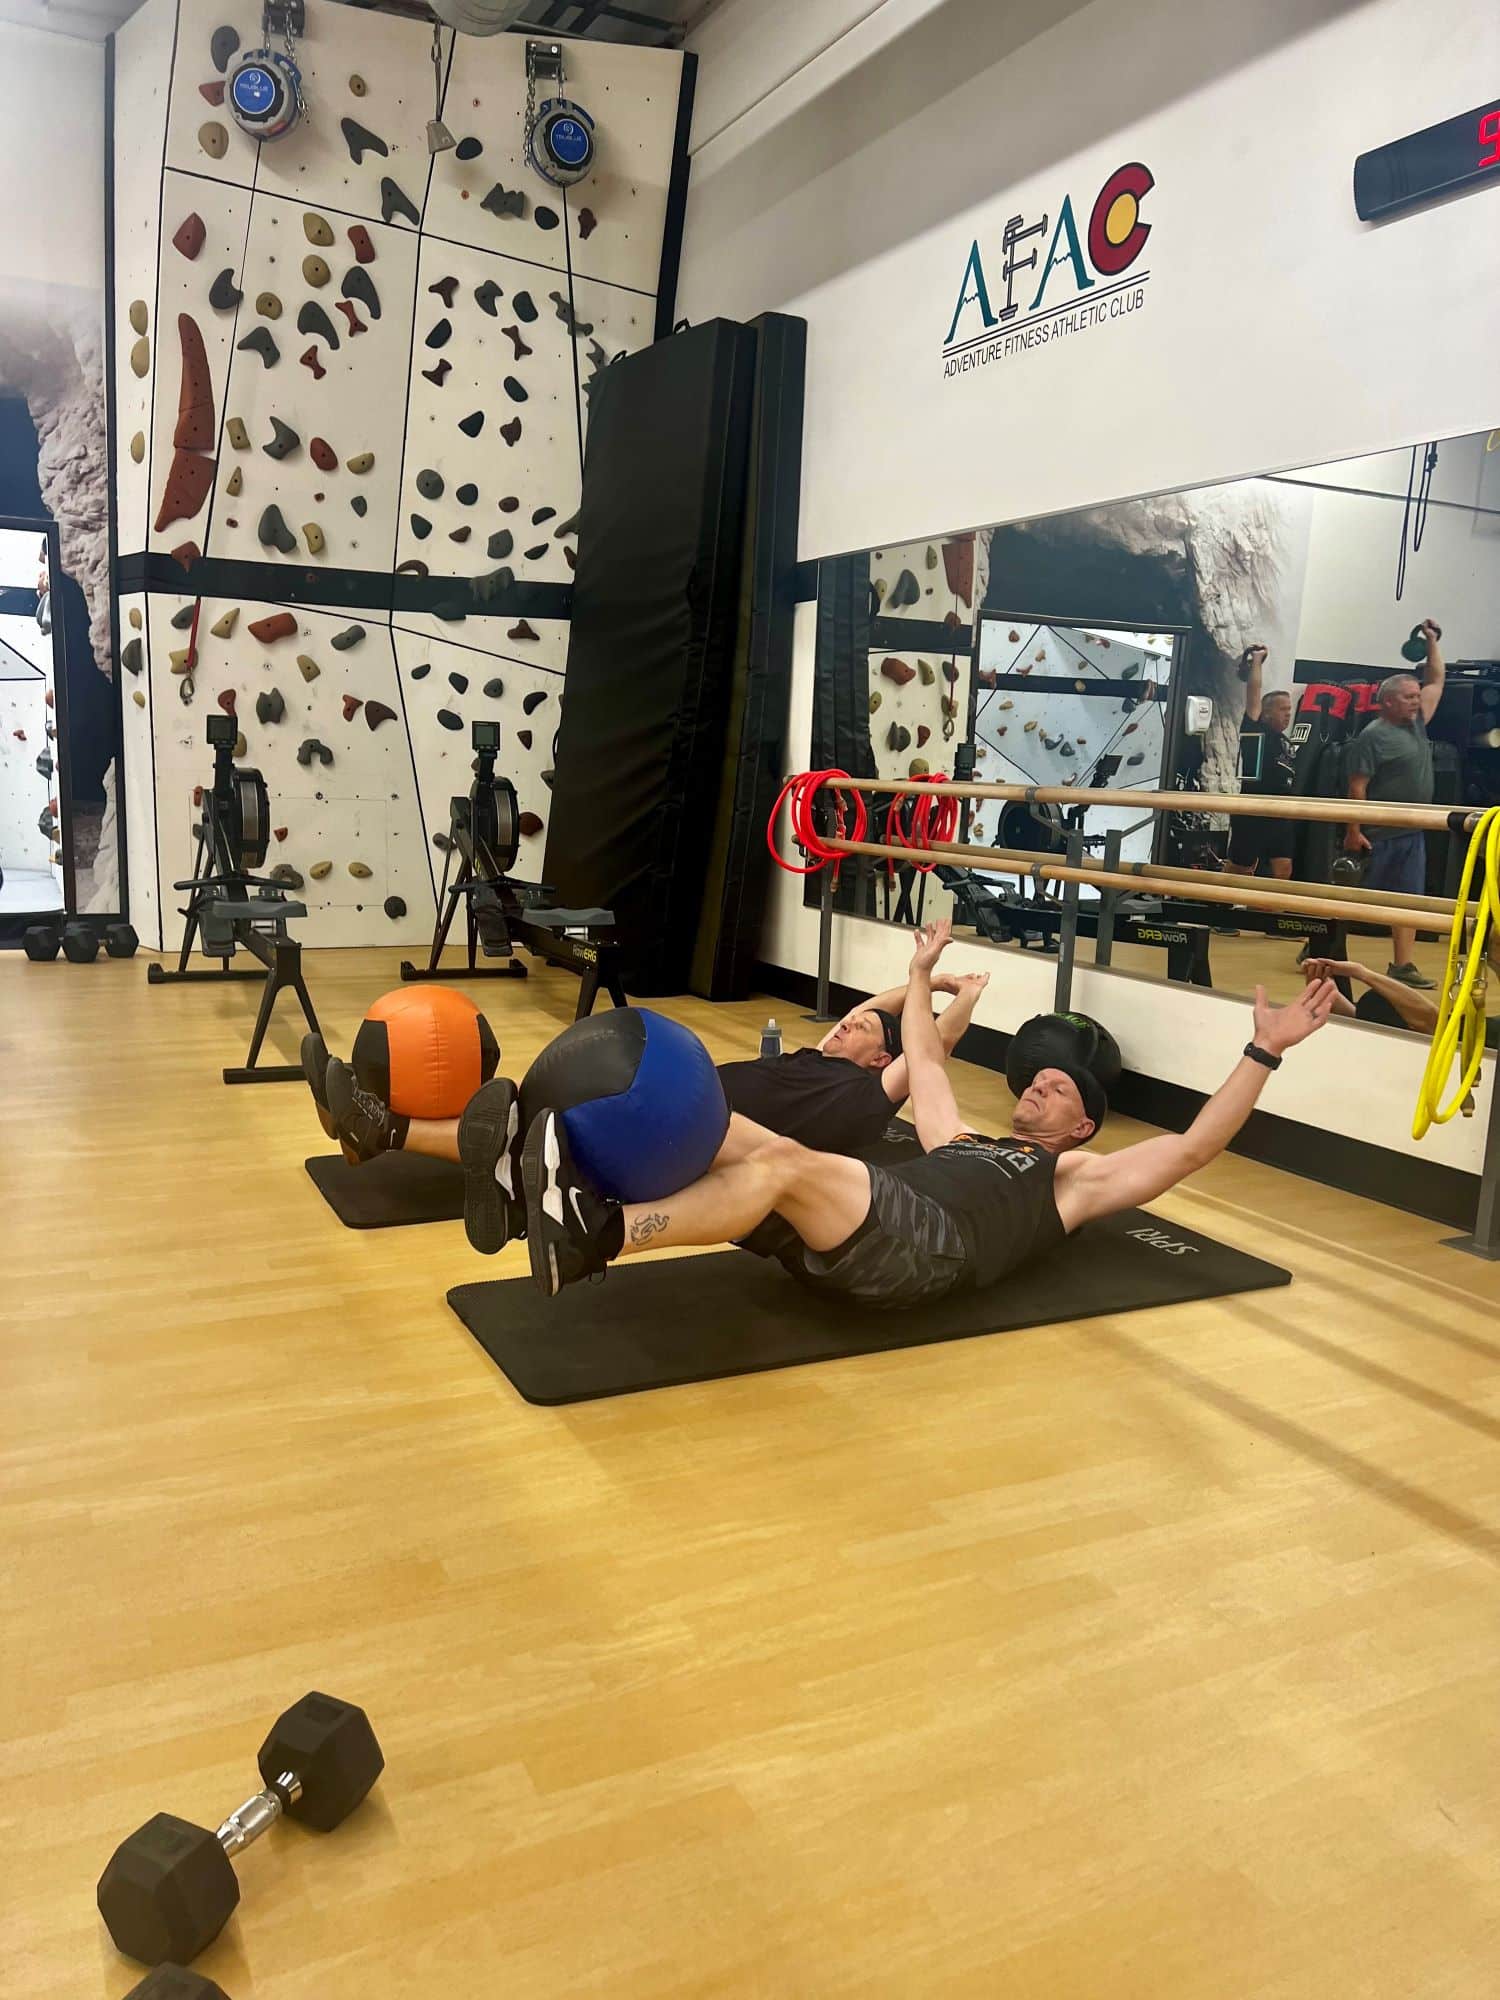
top-left (1354, 98), bottom-right (1500, 220)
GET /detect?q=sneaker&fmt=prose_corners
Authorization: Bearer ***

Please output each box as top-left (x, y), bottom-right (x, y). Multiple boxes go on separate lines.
top-left (301, 1031), bottom-right (338, 1141)
top-left (1387, 961), bottom-right (1437, 990)
top-left (521, 1108), bottom-right (621, 1297)
top-left (457, 1077), bottom-right (524, 1255)
top-left (325, 1056), bottom-right (399, 1165)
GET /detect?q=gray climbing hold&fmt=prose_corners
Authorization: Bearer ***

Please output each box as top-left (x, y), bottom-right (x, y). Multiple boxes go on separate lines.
top-left (533, 505), bottom-right (557, 525)
top-left (513, 291), bottom-right (538, 323)
top-left (522, 690), bottom-right (548, 715)
top-left (330, 625), bottom-right (365, 651)
top-left (474, 280), bottom-right (503, 317)
top-left (211, 24), bottom-right (239, 72)
top-left (122, 637), bottom-right (143, 676)
top-left (887, 723), bottom-right (911, 752)
top-left (269, 863), bottom-right (304, 889)
top-left (483, 677), bottom-right (504, 699)
top-left (255, 688), bottom-right (285, 725)
top-left (410, 663), bottom-right (431, 680)
top-left (480, 183), bottom-right (526, 219)
top-left (340, 117), bottom-right (389, 165)
top-left (486, 529), bottom-right (513, 560)
top-left (437, 710), bottom-right (463, 731)
top-left (263, 416), bottom-right (300, 460)
top-left (415, 468), bottom-right (444, 500)
top-left (411, 514), bottom-right (432, 539)
top-left (350, 495), bottom-right (368, 518)
top-left (553, 510), bottom-right (579, 538)
top-left (456, 482), bottom-right (477, 506)
top-left (458, 410), bottom-right (485, 437)
top-left (209, 267), bottom-right (243, 311)
top-left (384, 895), bottom-right (406, 919)
top-left (517, 729), bottom-right (532, 750)
top-left (380, 177), bottom-right (420, 226)
top-left (534, 205), bottom-right (560, 231)
top-left (503, 376), bottom-right (527, 403)
top-left (297, 301), bottom-right (340, 350)
top-left (454, 137), bottom-right (482, 161)
top-left (258, 505), bottom-right (297, 554)
top-left (425, 318), bottom-right (452, 349)
top-left (341, 266), bottom-right (381, 320)
top-left (296, 738), bottom-right (334, 767)
top-left (549, 290), bottom-right (593, 338)
top-left (471, 566), bottom-right (514, 603)
top-left (887, 569), bottom-right (920, 609)
top-left (236, 326), bottom-right (280, 367)
top-left (170, 605), bottom-right (196, 629)
top-left (448, 672), bottom-right (468, 693)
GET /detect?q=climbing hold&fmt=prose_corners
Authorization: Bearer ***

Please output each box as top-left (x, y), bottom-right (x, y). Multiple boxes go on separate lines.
top-left (208, 268), bottom-right (242, 311)
top-left (411, 514), bottom-right (432, 539)
top-left (909, 758), bottom-right (931, 778)
top-left (309, 859), bottom-right (332, 879)
top-left (533, 505), bottom-right (557, 525)
top-left (518, 811), bottom-right (544, 837)
top-left (298, 294), bottom-right (345, 347)
top-left (1024, 719), bottom-right (1038, 733)
top-left (129, 608), bottom-right (142, 629)
top-left (513, 290), bottom-right (538, 323)
top-left (522, 689), bottom-right (548, 713)
top-left (297, 653), bottom-right (320, 681)
top-left (552, 510), bottom-right (577, 538)
top-left (303, 212), bottom-right (335, 247)
top-left (335, 300), bottom-right (367, 336)
top-left (330, 625), bottom-right (365, 652)
top-left (541, 770), bottom-right (554, 789)
top-left (225, 416), bottom-right (249, 450)
top-left (455, 482), bottom-right (477, 506)
top-left (887, 569), bottom-right (920, 609)
top-left (199, 121), bottom-right (228, 159)
top-left (310, 436), bottom-right (337, 472)
top-left (924, 545), bottom-right (938, 570)
top-left (534, 205), bottom-right (560, 231)
top-left (169, 647), bottom-right (195, 672)
top-left (216, 688), bottom-right (237, 716)
top-left (471, 566), bottom-right (513, 602)
top-left (500, 418), bottom-right (521, 447)
top-left (455, 136), bottom-right (482, 161)
top-left (263, 416), bottom-right (300, 460)
top-left (501, 326), bottom-right (532, 361)
top-left (915, 661), bottom-right (935, 686)
top-left (303, 522), bottom-right (325, 555)
top-left (480, 183), bottom-right (525, 219)
top-left (916, 725), bottom-right (931, 747)
top-left (348, 223), bottom-right (375, 263)
top-left (340, 117), bottom-right (388, 165)
top-left (516, 728), bottom-right (533, 750)
top-left (273, 827), bottom-right (288, 842)
top-left (499, 495), bottom-right (519, 512)
top-left (458, 409), bottom-right (485, 437)
top-left (130, 431), bottom-right (145, 463)
top-left (384, 895), bottom-right (406, 919)
top-left (257, 506), bottom-right (297, 554)
top-left (171, 606), bottom-right (195, 629)
top-left (341, 694), bottom-right (363, 721)
top-left (210, 24), bottom-right (239, 71)
top-left (416, 468), bottom-right (444, 500)
top-left (211, 608), bottom-right (239, 638)
top-left (225, 465), bottom-right (242, 496)
top-left (880, 658), bottom-right (916, 685)
top-left (1059, 742), bottom-right (1077, 758)
top-left (433, 832), bottom-right (452, 852)
top-left (448, 671), bottom-right (469, 693)
top-left (486, 529), bottom-right (513, 560)
top-left (199, 79), bottom-right (225, 106)
top-left (449, 525), bottom-right (471, 544)
top-left (429, 276), bottom-right (459, 309)
top-left (437, 710), bottom-right (463, 731)
top-left (350, 494), bottom-right (368, 517)
top-left (1126, 750), bottom-right (1146, 766)
top-left (886, 723), bottom-right (911, 752)
top-left (577, 207), bottom-right (598, 240)
top-left (249, 612), bottom-right (297, 643)
top-left (172, 213), bottom-right (206, 259)
top-left (153, 451), bottom-right (215, 532)
top-left (474, 280), bottom-right (503, 317)
top-left (130, 338), bottom-right (150, 378)
top-left (524, 542), bottom-right (547, 561)
top-left (365, 701), bottom-right (396, 730)
top-left (397, 560), bottom-right (429, 577)
top-left (302, 254), bottom-right (330, 287)
top-left (169, 541), bottom-right (201, 572)
top-left (502, 376), bottom-right (528, 404)
top-left (346, 450), bottom-right (374, 473)
top-left (236, 326), bottom-right (280, 367)
top-left (121, 638), bottom-right (143, 676)
top-left (300, 348), bottom-right (326, 380)
top-left (132, 689), bottom-right (146, 708)
top-left (425, 318), bottom-right (452, 349)
top-left (348, 72), bottom-right (366, 95)
top-left (347, 861), bottom-right (373, 880)
top-left (422, 362), bottom-right (450, 386)
top-left (942, 662), bottom-right (959, 684)
top-left (128, 299), bottom-right (148, 335)
top-left (380, 177), bottom-right (419, 226)
top-left (341, 266), bottom-right (380, 319)
top-left (255, 688), bottom-right (285, 725)
top-left (483, 677), bottom-right (504, 699)
top-left (296, 739), bottom-right (334, 767)
top-left (548, 291), bottom-right (593, 338)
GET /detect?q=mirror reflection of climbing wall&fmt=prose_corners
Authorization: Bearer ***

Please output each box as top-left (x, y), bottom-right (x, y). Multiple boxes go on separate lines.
top-left (111, 0), bottom-right (690, 951)
top-left (0, 525), bottom-right (63, 915)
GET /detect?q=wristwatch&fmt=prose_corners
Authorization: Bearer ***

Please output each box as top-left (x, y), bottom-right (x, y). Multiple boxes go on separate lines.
top-left (1243, 1042), bottom-right (1282, 1070)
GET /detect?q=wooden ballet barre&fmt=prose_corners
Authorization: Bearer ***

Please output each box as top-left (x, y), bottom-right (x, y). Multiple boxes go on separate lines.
top-left (805, 774), bottom-right (1476, 834)
top-left (1067, 853), bottom-right (1463, 920)
top-left (825, 836), bottom-right (1449, 936)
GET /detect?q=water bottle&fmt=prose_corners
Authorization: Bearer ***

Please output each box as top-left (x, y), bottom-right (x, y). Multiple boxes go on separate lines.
top-left (760, 1017), bottom-right (782, 1058)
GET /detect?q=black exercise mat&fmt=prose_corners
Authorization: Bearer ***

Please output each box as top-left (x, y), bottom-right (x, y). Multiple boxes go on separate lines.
top-left (305, 1152), bottom-right (465, 1229)
top-left (447, 1209), bottom-right (1290, 1404)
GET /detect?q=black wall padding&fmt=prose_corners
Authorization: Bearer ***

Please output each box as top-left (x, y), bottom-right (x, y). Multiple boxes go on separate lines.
top-left (544, 320), bottom-right (758, 994)
top-left (806, 550), bottom-right (877, 915)
top-left (690, 312), bottom-right (806, 1001)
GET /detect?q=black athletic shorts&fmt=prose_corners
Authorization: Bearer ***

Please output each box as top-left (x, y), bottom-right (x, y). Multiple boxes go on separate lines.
top-left (1227, 813), bottom-right (1295, 867)
top-left (737, 1163), bottom-right (970, 1309)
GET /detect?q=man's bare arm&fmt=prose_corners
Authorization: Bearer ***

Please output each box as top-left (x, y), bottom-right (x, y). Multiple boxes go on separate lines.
top-left (881, 972), bottom-right (990, 1103)
top-left (1418, 618), bottom-right (1446, 723)
top-left (1303, 956), bottom-right (1437, 1034)
top-left (1240, 642), bottom-right (1267, 723)
top-left (900, 923), bottom-right (973, 1150)
top-left (1055, 980), bottom-right (1338, 1228)
top-left (1344, 770), bottom-right (1371, 853)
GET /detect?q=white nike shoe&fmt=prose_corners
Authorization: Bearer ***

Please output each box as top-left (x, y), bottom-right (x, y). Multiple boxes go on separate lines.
top-left (521, 1109), bottom-right (619, 1297)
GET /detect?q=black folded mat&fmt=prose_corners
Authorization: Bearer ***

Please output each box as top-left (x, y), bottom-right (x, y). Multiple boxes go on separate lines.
top-left (306, 1152), bottom-right (465, 1229)
top-left (447, 1208), bottom-right (1290, 1403)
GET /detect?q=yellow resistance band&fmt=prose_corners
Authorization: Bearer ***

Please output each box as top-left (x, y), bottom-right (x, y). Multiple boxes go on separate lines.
top-left (1413, 805), bottom-right (1500, 1138)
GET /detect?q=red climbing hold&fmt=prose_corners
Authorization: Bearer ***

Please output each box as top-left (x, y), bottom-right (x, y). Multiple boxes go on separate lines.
top-left (217, 689), bottom-right (237, 715)
top-left (300, 347), bottom-right (326, 380)
top-left (518, 812), bottom-right (543, 837)
top-left (310, 437), bottom-right (337, 472)
top-left (274, 826), bottom-right (288, 841)
top-left (508, 620), bottom-right (539, 642)
top-left (248, 612), bottom-right (298, 642)
top-left (880, 658), bottom-right (916, 685)
top-left (169, 541), bottom-right (201, 570)
top-left (172, 213), bottom-right (206, 259)
top-left (199, 80), bottom-right (225, 105)
top-left (174, 314), bottom-right (216, 450)
top-left (517, 729), bottom-right (532, 750)
top-left (577, 207), bottom-right (597, 240)
top-left (348, 224), bottom-right (375, 263)
top-left (153, 450), bottom-right (215, 532)
top-left (335, 300), bottom-right (367, 335)
top-left (342, 695), bottom-right (364, 721)
top-left (364, 701), bottom-right (396, 730)
top-left (917, 725), bottom-right (931, 747)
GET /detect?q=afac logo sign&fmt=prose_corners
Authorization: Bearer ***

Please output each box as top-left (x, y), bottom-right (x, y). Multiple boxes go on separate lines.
top-left (942, 162), bottom-right (1154, 377)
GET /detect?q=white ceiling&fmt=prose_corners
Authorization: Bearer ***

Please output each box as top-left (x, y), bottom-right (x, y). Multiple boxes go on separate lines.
top-left (0, 0), bottom-right (720, 45)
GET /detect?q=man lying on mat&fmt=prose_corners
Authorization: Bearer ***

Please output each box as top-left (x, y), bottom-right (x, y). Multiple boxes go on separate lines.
top-left (303, 970), bottom-right (989, 1172)
top-left (480, 920), bottom-right (1337, 1302)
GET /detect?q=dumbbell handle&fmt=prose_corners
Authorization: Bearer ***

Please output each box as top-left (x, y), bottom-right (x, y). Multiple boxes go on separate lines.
top-left (215, 1770), bottom-right (302, 1856)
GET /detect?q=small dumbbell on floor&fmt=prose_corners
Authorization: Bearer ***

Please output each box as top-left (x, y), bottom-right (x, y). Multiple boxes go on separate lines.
top-left (97, 1693), bottom-right (383, 1967)
top-left (126, 1966), bottom-right (232, 1998)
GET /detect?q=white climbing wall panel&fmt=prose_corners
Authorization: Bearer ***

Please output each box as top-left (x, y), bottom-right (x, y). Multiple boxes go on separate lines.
top-left (112, 0), bottom-right (687, 944)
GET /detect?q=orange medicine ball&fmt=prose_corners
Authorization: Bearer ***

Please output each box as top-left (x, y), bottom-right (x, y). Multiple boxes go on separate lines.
top-left (352, 985), bottom-right (500, 1120)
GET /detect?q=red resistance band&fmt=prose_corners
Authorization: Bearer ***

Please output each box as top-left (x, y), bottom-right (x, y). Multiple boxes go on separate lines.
top-left (767, 770), bottom-right (869, 877)
top-left (882, 776), bottom-right (959, 873)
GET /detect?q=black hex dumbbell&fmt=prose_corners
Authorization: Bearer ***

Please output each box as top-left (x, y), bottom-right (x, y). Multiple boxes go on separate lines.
top-left (126, 1967), bottom-right (232, 1999)
top-left (97, 1693), bottom-right (383, 1968)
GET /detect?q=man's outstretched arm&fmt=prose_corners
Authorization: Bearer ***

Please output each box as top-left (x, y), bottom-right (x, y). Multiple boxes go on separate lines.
top-left (1055, 980), bottom-right (1338, 1228)
top-left (881, 971), bottom-right (990, 1103)
top-left (901, 922), bottom-right (976, 1150)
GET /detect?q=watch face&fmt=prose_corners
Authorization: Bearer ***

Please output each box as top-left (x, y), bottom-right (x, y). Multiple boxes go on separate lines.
top-left (545, 113), bottom-right (592, 170)
top-left (231, 64), bottom-right (281, 118)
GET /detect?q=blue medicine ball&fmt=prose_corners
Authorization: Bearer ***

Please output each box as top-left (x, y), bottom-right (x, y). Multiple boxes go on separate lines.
top-left (519, 1007), bottom-right (729, 1203)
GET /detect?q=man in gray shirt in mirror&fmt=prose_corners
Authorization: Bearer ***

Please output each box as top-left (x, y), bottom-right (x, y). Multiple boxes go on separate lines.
top-left (1343, 617), bottom-right (1443, 988)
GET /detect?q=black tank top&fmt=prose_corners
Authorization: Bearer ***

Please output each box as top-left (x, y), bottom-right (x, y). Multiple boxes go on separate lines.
top-left (717, 1047), bottom-right (896, 1154)
top-left (891, 1135), bottom-right (1065, 1287)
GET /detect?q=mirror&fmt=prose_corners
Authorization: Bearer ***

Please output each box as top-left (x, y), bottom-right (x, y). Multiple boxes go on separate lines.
top-left (808, 425), bottom-right (1500, 1041)
top-left (0, 521), bottom-right (63, 918)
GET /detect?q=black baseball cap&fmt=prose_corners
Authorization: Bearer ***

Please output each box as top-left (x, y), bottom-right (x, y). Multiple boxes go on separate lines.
top-left (1050, 1062), bottom-right (1109, 1135)
top-left (872, 1008), bottom-right (904, 1058)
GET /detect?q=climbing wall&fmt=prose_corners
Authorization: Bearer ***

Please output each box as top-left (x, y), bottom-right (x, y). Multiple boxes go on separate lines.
top-left (866, 534), bottom-right (975, 785)
top-left (111, 0), bottom-right (689, 947)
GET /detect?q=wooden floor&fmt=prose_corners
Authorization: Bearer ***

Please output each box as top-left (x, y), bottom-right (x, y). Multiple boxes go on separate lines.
top-left (6, 947), bottom-right (1500, 2000)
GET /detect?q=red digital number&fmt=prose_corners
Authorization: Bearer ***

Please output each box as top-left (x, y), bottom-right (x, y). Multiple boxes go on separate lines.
top-left (1479, 106), bottom-right (1500, 169)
